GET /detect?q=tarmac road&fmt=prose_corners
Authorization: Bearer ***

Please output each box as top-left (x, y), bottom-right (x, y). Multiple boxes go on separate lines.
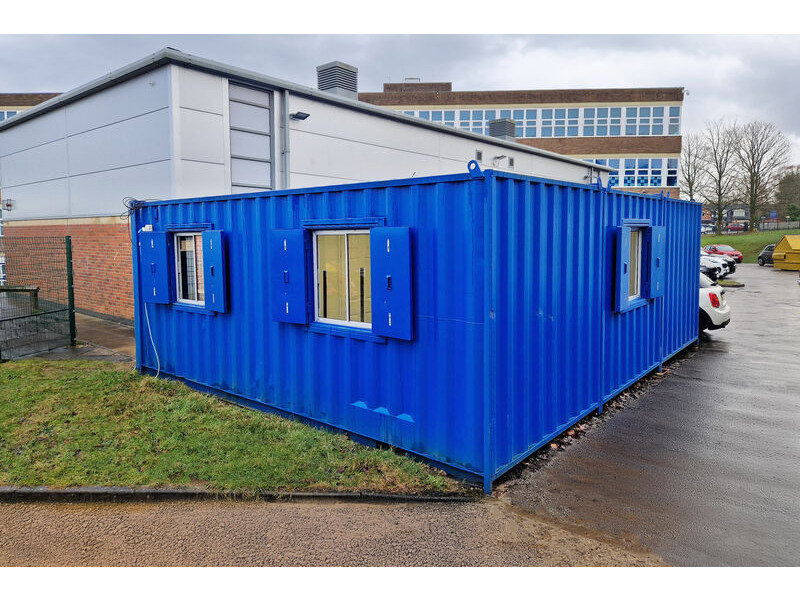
top-left (500, 264), bottom-right (800, 566)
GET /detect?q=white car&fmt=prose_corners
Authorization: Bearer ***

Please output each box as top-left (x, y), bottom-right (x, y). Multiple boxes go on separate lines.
top-left (700, 273), bottom-right (731, 332)
top-left (701, 252), bottom-right (731, 278)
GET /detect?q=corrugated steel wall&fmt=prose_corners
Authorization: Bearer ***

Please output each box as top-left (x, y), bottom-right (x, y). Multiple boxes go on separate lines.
top-left (132, 169), bottom-right (701, 492)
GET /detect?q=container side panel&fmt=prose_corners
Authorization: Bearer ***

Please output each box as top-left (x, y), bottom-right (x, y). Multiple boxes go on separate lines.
top-left (133, 175), bottom-right (487, 477)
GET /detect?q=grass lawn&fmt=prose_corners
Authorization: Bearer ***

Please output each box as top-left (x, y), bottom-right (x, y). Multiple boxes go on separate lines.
top-left (702, 229), bottom-right (800, 263)
top-left (0, 360), bottom-right (466, 496)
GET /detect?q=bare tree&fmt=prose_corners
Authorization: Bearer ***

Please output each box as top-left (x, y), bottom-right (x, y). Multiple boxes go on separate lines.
top-left (775, 166), bottom-right (800, 216)
top-left (679, 131), bottom-right (709, 202)
top-left (734, 121), bottom-right (792, 229)
top-left (702, 120), bottom-right (740, 234)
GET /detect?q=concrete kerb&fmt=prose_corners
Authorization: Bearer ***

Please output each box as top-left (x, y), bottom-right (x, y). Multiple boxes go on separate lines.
top-left (0, 486), bottom-right (476, 504)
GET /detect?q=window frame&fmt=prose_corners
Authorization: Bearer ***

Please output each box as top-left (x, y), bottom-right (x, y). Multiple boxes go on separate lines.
top-left (312, 229), bottom-right (372, 331)
top-left (174, 231), bottom-right (205, 307)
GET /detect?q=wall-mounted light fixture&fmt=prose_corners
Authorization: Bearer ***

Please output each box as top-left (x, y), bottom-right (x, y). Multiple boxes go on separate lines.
top-left (289, 111), bottom-right (310, 120)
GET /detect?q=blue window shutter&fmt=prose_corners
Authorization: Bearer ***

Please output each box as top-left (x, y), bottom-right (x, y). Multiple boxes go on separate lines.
top-left (271, 229), bottom-right (308, 324)
top-left (139, 231), bottom-right (171, 304)
top-left (648, 226), bottom-right (666, 298)
top-left (370, 227), bottom-right (413, 340)
top-left (202, 230), bottom-right (227, 312)
top-left (615, 226), bottom-right (631, 313)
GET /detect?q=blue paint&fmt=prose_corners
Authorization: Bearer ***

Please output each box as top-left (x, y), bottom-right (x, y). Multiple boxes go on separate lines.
top-left (132, 168), bottom-right (700, 492)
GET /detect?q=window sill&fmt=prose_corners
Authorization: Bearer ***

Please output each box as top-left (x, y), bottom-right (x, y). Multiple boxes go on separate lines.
top-left (308, 322), bottom-right (386, 344)
top-left (617, 297), bottom-right (649, 314)
top-left (171, 302), bottom-right (217, 316)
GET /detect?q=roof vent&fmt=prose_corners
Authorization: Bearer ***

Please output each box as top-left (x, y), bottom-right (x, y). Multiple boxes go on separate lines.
top-left (488, 118), bottom-right (516, 142)
top-left (316, 61), bottom-right (358, 100)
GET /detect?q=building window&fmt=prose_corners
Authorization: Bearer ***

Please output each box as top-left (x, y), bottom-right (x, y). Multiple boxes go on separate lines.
top-left (313, 230), bottom-right (371, 328)
top-left (175, 233), bottom-right (205, 305)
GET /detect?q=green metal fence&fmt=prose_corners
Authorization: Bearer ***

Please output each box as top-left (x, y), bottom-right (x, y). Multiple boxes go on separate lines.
top-left (0, 236), bottom-right (75, 360)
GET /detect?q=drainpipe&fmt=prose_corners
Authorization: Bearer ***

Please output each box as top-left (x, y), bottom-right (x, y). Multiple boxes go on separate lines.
top-left (283, 90), bottom-right (291, 189)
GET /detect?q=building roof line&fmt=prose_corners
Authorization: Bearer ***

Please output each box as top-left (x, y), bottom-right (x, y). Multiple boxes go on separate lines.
top-left (0, 47), bottom-right (611, 173)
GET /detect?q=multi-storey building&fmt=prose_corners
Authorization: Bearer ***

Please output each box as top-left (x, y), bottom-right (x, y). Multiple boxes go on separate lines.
top-left (359, 83), bottom-right (684, 198)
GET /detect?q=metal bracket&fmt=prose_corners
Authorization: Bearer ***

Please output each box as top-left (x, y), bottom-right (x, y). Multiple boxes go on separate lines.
top-left (467, 160), bottom-right (483, 178)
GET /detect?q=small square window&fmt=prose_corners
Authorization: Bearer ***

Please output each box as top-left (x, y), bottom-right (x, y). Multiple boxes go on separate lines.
top-left (669, 124), bottom-right (680, 135)
top-left (525, 127), bottom-right (536, 137)
top-left (598, 108), bottom-right (609, 118)
top-left (610, 125), bottom-right (621, 136)
top-left (626, 107), bottom-right (637, 118)
top-left (652, 125), bottom-right (664, 135)
top-left (515, 126), bottom-right (523, 137)
top-left (314, 231), bottom-right (371, 328)
top-left (596, 125), bottom-right (608, 136)
top-left (403, 110), bottom-right (414, 116)
top-left (542, 109), bottom-right (553, 119)
top-left (584, 108), bottom-right (595, 118)
top-left (500, 109), bottom-right (511, 119)
top-left (526, 109), bottom-right (537, 119)
top-left (669, 106), bottom-right (681, 117)
top-left (485, 110), bottom-right (496, 121)
top-left (610, 107), bottom-right (622, 118)
top-left (444, 110), bottom-right (455, 120)
top-left (639, 125), bottom-right (650, 135)
top-left (554, 126), bottom-right (565, 137)
top-left (567, 126), bottom-right (578, 136)
top-left (639, 107), bottom-right (651, 117)
top-left (626, 125), bottom-right (637, 135)
top-left (419, 111), bottom-right (430, 120)
top-left (472, 110), bottom-right (483, 120)
top-left (568, 108), bottom-right (579, 119)
top-left (541, 127), bottom-right (553, 137)
top-left (555, 108), bottom-right (566, 119)
top-left (431, 111), bottom-right (442, 121)
top-left (460, 110), bottom-right (470, 120)
top-left (583, 126), bottom-right (595, 136)
top-left (653, 107), bottom-right (664, 117)
top-left (513, 109), bottom-right (524, 120)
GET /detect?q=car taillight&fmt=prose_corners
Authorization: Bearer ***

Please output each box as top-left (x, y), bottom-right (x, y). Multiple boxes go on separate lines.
top-left (709, 292), bottom-right (720, 308)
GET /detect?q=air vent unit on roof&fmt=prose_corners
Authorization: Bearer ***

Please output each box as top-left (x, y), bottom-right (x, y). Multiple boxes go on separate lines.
top-left (488, 118), bottom-right (517, 142)
top-left (316, 61), bottom-right (358, 100)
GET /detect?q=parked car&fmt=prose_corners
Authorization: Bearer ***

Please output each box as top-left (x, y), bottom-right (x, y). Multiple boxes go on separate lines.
top-left (757, 244), bottom-right (775, 266)
top-left (702, 250), bottom-right (736, 274)
top-left (701, 254), bottom-right (727, 279)
top-left (701, 224), bottom-right (715, 235)
top-left (700, 273), bottom-right (731, 333)
top-left (727, 222), bottom-right (745, 232)
top-left (700, 264), bottom-right (719, 281)
top-left (704, 244), bottom-right (743, 263)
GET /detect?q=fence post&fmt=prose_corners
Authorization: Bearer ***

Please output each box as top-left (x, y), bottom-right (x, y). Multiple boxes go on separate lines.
top-left (66, 236), bottom-right (76, 346)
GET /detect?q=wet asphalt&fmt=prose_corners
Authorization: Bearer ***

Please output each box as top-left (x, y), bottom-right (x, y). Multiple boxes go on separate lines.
top-left (501, 263), bottom-right (800, 566)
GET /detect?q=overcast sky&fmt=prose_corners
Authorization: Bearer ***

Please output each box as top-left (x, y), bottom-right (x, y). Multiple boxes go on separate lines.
top-left (2, 33), bottom-right (800, 162)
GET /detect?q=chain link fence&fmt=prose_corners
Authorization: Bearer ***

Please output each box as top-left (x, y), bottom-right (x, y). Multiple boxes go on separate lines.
top-left (0, 236), bottom-right (75, 360)
top-left (759, 221), bottom-right (800, 231)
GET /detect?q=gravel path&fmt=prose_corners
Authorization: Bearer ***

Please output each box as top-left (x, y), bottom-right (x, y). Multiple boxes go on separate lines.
top-left (0, 498), bottom-right (665, 566)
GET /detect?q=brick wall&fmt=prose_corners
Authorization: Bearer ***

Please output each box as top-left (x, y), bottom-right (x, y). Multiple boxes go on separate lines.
top-left (4, 221), bottom-right (134, 322)
top-left (517, 136), bottom-right (682, 155)
top-left (359, 87), bottom-right (684, 107)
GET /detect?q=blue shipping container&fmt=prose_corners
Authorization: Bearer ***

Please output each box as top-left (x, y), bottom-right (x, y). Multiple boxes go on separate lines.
top-left (131, 165), bottom-right (700, 492)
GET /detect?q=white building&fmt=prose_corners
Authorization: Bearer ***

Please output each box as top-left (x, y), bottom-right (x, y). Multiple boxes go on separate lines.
top-left (0, 48), bottom-right (610, 321)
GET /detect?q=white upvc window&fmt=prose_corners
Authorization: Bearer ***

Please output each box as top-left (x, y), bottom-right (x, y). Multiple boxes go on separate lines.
top-left (628, 228), bottom-right (643, 301)
top-left (313, 230), bottom-right (371, 329)
top-left (174, 232), bottom-right (205, 305)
